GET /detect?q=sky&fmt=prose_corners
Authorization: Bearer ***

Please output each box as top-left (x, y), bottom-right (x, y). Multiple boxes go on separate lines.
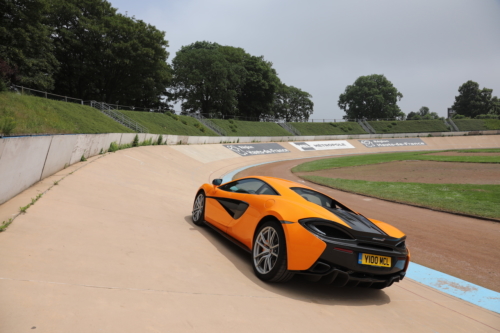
top-left (109, 0), bottom-right (500, 120)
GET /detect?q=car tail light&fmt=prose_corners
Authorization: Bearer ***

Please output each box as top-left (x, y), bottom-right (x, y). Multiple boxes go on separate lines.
top-left (334, 247), bottom-right (353, 254)
top-left (404, 248), bottom-right (411, 272)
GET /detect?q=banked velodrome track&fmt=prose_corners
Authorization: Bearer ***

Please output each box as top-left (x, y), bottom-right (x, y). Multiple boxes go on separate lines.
top-left (0, 136), bottom-right (499, 332)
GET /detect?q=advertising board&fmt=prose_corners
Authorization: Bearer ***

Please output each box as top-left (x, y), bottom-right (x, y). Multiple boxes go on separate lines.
top-left (223, 143), bottom-right (290, 156)
top-left (358, 138), bottom-right (426, 148)
top-left (289, 140), bottom-right (355, 151)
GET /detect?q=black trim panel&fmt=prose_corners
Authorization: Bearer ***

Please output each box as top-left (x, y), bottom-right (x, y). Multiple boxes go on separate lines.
top-left (206, 196), bottom-right (250, 219)
top-left (204, 221), bottom-right (251, 253)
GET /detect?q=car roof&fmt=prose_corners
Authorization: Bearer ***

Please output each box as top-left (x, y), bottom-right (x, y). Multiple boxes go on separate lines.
top-left (232, 175), bottom-right (314, 194)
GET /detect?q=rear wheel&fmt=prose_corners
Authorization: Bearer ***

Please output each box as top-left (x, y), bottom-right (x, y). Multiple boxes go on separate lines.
top-left (192, 192), bottom-right (205, 226)
top-left (252, 220), bottom-right (294, 282)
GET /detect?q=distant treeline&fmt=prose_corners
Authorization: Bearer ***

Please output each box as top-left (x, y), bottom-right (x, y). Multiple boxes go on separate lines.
top-left (0, 0), bottom-right (313, 121)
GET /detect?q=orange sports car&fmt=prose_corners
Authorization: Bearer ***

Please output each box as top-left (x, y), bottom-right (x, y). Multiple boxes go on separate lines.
top-left (192, 176), bottom-right (410, 288)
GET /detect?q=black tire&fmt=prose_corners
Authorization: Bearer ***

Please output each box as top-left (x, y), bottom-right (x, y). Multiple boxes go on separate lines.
top-left (252, 220), bottom-right (294, 283)
top-left (192, 191), bottom-right (206, 226)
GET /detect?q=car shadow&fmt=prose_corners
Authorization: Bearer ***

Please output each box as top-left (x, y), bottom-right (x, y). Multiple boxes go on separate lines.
top-left (183, 215), bottom-right (391, 306)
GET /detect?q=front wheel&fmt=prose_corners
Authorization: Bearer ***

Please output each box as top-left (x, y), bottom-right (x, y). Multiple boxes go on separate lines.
top-left (252, 220), bottom-right (294, 283)
top-left (192, 192), bottom-right (205, 226)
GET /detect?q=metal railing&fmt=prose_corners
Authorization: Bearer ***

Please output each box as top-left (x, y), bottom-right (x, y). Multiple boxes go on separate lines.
top-left (9, 84), bottom-right (168, 112)
top-left (362, 120), bottom-right (376, 134)
top-left (87, 101), bottom-right (148, 133)
top-left (187, 113), bottom-right (226, 136)
top-left (278, 122), bottom-right (301, 136)
top-left (446, 118), bottom-right (459, 132)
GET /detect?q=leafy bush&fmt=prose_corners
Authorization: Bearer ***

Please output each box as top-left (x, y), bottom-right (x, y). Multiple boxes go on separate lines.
top-left (181, 120), bottom-right (187, 125)
top-left (0, 78), bottom-right (7, 92)
top-left (140, 138), bottom-right (153, 146)
top-left (132, 134), bottom-right (139, 147)
top-left (0, 116), bottom-right (16, 135)
top-left (475, 114), bottom-right (499, 119)
top-left (109, 141), bottom-right (119, 152)
top-left (157, 134), bottom-right (163, 145)
top-left (391, 122), bottom-right (397, 125)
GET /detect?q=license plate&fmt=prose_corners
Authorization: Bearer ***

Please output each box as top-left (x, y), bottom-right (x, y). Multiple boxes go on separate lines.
top-left (358, 253), bottom-right (391, 267)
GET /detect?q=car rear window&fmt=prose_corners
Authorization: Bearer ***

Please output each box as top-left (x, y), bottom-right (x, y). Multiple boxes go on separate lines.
top-left (291, 187), bottom-right (335, 208)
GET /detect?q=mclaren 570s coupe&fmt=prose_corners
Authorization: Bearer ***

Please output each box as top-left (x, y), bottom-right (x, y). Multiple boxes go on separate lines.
top-left (192, 176), bottom-right (410, 289)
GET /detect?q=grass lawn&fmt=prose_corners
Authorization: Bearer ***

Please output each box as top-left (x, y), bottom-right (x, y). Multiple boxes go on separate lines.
top-left (0, 92), bottom-right (134, 134)
top-left (301, 176), bottom-right (500, 220)
top-left (455, 148), bottom-right (500, 153)
top-left (289, 122), bottom-right (367, 135)
top-left (292, 150), bottom-right (500, 172)
top-left (453, 119), bottom-right (500, 131)
top-left (117, 111), bottom-right (217, 136)
top-left (367, 120), bottom-right (450, 133)
top-left (209, 119), bottom-right (292, 136)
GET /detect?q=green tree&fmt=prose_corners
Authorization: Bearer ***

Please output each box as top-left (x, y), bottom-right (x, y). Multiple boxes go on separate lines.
top-left (47, 0), bottom-right (171, 107)
top-left (272, 84), bottom-right (314, 122)
top-left (237, 55), bottom-right (280, 120)
top-left (0, 0), bottom-right (58, 90)
top-left (407, 106), bottom-right (440, 120)
top-left (452, 80), bottom-right (499, 118)
top-left (338, 74), bottom-right (403, 120)
top-left (169, 41), bottom-right (246, 116)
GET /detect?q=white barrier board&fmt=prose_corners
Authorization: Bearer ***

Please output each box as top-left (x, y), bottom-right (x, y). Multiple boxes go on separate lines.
top-left (289, 140), bottom-right (355, 151)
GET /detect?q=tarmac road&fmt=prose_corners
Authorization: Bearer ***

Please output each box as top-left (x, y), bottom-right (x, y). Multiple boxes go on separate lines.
top-left (0, 144), bottom-right (499, 332)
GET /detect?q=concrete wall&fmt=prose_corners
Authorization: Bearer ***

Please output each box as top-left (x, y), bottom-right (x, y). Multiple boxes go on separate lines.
top-left (40, 135), bottom-right (78, 179)
top-left (0, 136), bottom-right (53, 205)
top-left (1, 130), bottom-right (499, 205)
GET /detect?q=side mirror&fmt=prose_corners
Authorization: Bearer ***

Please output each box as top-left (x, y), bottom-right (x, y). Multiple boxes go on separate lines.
top-left (212, 179), bottom-right (223, 186)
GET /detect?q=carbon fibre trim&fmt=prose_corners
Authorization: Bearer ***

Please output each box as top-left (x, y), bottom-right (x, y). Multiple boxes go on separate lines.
top-left (206, 196), bottom-right (249, 219)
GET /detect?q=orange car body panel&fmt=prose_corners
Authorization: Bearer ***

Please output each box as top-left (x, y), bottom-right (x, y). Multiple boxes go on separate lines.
top-left (197, 176), bottom-right (406, 271)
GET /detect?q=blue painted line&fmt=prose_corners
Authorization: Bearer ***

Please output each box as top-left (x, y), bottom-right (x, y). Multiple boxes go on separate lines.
top-left (407, 263), bottom-right (500, 313)
top-left (222, 158), bottom-right (500, 314)
top-left (221, 161), bottom-right (274, 184)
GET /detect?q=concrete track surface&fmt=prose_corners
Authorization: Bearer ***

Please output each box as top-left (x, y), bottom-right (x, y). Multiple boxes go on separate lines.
top-left (1, 137), bottom-right (500, 332)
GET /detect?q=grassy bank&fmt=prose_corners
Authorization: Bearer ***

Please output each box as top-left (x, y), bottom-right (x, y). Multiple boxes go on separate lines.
top-left (289, 122), bottom-right (367, 135)
top-left (292, 150), bottom-right (500, 172)
top-left (453, 119), bottom-right (500, 131)
top-left (301, 176), bottom-right (500, 220)
top-left (116, 111), bottom-right (217, 136)
top-left (209, 119), bottom-right (292, 136)
top-left (0, 92), bottom-right (134, 135)
top-left (367, 120), bottom-right (449, 133)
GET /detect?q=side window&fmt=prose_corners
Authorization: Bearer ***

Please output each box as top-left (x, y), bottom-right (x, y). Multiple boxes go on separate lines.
top-left (219, 179), bottom-right (278, 195)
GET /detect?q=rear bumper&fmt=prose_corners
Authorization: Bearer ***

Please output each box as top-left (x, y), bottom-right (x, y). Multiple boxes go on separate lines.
top-left (291, 236), bottom-right (409, 287)
top-left (293, 261), bottom-right (406, 287)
